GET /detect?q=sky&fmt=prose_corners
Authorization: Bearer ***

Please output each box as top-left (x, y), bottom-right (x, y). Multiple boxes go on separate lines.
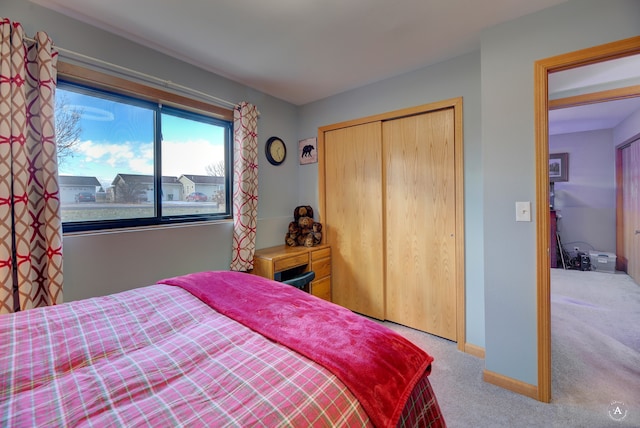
top-left (57, 87), bottom-right (226, 189)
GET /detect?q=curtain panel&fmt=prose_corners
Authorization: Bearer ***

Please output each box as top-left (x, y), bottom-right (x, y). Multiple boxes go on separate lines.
top-left (230, 102), bottom-right (259, 272)
top-left (0, 18), bottom-right (63, 313)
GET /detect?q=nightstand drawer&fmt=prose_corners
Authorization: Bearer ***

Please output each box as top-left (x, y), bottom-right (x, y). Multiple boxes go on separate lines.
top-left (311, 276), bottom-right (331, 301)
top-left (274, 253), bottom-right (309, 272)
top-left (311, 247), bottom-right (331, 260)
top-left (312, 257), bottom-right (331, 279)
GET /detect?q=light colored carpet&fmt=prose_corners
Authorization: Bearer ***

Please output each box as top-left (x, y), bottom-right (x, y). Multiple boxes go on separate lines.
top-left (379, 269), bottom-right (640, 427)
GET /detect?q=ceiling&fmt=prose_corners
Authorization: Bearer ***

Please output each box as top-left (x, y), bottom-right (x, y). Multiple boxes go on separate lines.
top-left (30, 0), bottom-right (640, 134)
top-left (31, 0), bottom-right (569, 105)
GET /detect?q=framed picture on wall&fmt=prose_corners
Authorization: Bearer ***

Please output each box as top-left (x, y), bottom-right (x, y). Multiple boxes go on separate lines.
top-left (298, 138), bottom-right (318, 165)
top-left (549, 152), bottom-right (569, 182)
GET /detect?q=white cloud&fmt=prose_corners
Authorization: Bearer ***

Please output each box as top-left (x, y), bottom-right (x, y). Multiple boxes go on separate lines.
top-left (161, 139), bottom-right (225, 177)
top-left (76, 140), bottom-right (153, 173)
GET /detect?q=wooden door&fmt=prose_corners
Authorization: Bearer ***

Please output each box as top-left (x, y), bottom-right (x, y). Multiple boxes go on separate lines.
top-left (324, 122), bottom-right (385, 319)
top-left (383, 108), bottom-right (457, 340)
top-left (622, 139), bottom-right (640, 283)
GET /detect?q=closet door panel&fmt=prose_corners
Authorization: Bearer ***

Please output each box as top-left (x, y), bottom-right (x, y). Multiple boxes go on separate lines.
top-left (324, 122), bottom-right (384, 319)
top-left (384, 108), bottom-right (457, 340)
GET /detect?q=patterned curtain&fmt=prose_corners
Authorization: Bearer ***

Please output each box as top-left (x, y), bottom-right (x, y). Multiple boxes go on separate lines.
top-left (0, 18), bottom-right (63, 314)
top-left (230, 102), bottom-right (259, 272)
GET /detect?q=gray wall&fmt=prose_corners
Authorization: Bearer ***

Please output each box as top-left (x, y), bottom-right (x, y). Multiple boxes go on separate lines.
top-left (5, 0), bottom-right (301, 302)
top-left (480, 0), bottom-right (640, 385)
top-left (550, 130), bottom-right (616, 256)
top-left (550, 104), bottom-right (640, 267)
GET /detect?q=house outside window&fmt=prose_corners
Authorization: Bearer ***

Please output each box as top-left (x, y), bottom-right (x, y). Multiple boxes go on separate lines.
top-left (58, 175), bottom-right (101, 204)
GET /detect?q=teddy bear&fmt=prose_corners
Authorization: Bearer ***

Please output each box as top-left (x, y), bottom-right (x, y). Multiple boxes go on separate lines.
top-left (285, 205), bottom-right (322, 247)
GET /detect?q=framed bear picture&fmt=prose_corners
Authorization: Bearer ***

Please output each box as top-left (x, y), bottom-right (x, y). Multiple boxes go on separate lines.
top-left (298, 138), bottom-right (317, 165)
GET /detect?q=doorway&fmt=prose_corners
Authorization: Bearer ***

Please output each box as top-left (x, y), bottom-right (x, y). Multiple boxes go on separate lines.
top-left (534, 36), bottom-right (640, 403)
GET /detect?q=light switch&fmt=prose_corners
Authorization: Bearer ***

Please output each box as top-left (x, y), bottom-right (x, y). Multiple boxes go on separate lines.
top-left (516, 201), bottom-right (531, 222)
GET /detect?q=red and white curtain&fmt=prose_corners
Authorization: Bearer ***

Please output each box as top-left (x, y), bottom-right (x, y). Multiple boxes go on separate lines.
top-left (0, 18), bottom-right (63, 314)
top-left (230, 102), bottom-right (259, 272)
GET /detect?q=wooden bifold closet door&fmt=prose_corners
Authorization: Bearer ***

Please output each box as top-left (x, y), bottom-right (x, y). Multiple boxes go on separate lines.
top-left (322, 102), bottom-right (460, 342)
top-left (383, 109), bottom-right (456, 341)
top-left (324, 122), bottom-right (385, 319)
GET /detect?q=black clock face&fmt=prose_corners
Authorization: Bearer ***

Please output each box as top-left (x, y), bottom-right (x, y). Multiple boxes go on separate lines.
top-left (266, 137), bottom-right (286, 165)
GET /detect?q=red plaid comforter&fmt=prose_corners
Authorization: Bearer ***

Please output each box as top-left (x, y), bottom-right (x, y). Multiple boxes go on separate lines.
top-left (1, 285), bottom-right (372, 427)
top-left (1, 282), bottom-right (445, 427)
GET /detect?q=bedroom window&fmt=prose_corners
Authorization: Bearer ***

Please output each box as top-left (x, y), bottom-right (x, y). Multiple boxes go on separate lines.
top-left (57, 77), bottom-right (233, 233)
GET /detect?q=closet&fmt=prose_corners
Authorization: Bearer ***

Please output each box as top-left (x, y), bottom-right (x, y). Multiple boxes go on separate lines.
top-left (318, 99), bottom-right (464, 342)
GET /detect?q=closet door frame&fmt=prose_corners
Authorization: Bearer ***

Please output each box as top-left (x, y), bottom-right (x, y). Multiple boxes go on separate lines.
top-left (318, 97), bottom-right (466, 351)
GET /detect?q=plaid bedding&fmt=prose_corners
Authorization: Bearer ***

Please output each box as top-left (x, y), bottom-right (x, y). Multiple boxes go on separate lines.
top-left (1, 283), bottom-right (445, 427)
top-left (1, 285), bottom-right (371, 427)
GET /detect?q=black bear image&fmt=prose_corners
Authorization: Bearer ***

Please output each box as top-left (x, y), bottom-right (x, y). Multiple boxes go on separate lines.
top-left (301, 144), bottom-right (315, 158)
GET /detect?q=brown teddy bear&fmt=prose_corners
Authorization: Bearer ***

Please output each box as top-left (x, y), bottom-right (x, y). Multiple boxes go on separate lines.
top-left (285, 205), bottom-right (322, 247)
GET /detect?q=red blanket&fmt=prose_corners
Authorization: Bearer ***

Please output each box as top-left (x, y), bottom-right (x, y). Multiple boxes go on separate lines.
top-left (159, 271), bottom-right (433, 428)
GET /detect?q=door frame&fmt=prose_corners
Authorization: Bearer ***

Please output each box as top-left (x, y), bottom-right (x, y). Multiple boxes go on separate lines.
top-left (534, 36), bottom-right (640, 403)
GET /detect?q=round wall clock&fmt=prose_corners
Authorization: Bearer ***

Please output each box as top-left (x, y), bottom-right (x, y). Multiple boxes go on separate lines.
top-left (265, 136), bottom-right (286, 165)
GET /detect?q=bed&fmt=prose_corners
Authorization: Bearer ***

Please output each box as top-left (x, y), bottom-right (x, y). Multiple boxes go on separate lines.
top-left (0, 271), bottom-right (445, 427)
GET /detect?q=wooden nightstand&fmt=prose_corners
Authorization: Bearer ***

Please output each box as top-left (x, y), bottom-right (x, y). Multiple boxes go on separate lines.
top-left (252, 244), bottom-right (331, 301)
